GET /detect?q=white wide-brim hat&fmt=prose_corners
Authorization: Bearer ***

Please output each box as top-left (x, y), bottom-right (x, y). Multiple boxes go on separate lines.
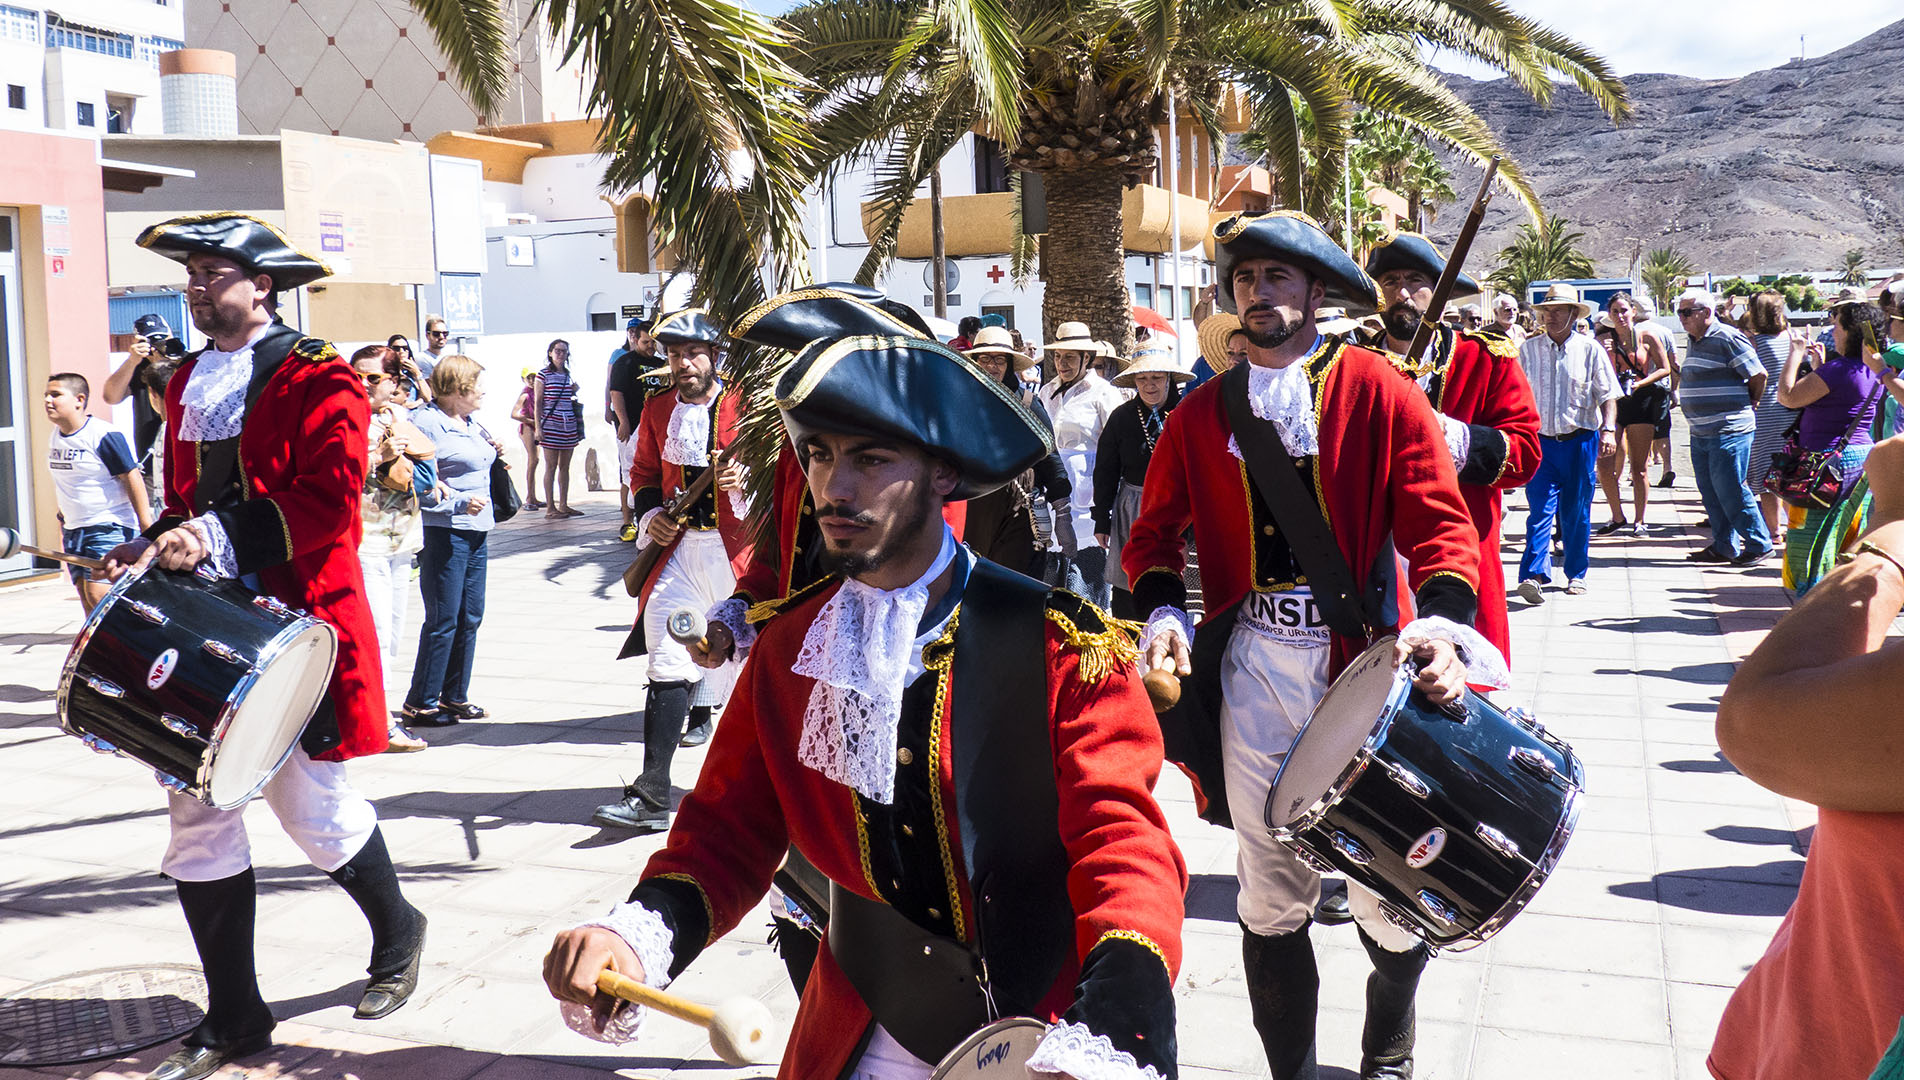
top-left (1113, 344), bottom-right (1195, 388)
top-left (1043, 321), bottom-right (1101, 352)
top-left (1534, 283), bottom-right (1596, 319)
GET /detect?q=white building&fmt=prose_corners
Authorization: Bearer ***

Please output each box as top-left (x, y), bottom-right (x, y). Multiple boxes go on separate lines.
top-left (0, 0), bottom-right (184, 136)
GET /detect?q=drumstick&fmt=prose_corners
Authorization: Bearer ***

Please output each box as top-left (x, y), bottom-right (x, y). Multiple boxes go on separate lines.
top-left (1143, 655), bottom-right (1182, 713)
top-left (594, 969), bottom-right (774, 1066)
top-left (666, 608), bottom-right (710, 653)
top-left (0, 526), bottom-right (106, 571)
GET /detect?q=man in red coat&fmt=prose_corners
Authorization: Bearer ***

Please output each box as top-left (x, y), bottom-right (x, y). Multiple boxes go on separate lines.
top-left (594, 309), bottom-right (755, 831)
top-left (546, 333), bottom-right (1188, 1080)
top-left (103, 214), bottom-right (426, 1080)
top-left (1366, 231), bottom-right (1542, 662)
top-left (1123, 211), bottom-right (1504, 1080)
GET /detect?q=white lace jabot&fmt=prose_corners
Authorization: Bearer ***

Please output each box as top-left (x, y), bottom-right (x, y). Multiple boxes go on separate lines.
top-left (661, 397), bottom-right (712, 466)
top-left (179, 323), bottom-right (273, 442)
top-left (1229, 359), bottom-right (1320, 459)
top-left (793, 530), bottom-right (957, 804)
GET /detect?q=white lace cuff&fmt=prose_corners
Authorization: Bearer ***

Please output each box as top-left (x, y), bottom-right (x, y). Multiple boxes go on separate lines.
top-left (1138, 605), bottom-right (1194, 676)
top-left (636, 508), bottom-right (664, 550)
top-left (707, 596), bottom-right (757, 657)
top-left (1399, 616), bottom-right (1511, 689)
top-left (1438, 414), bottom-right (1471, 472)
top-left (1026, 1021), bottom-right (1165, 1080)
top-left (727, 487), bottom-right (751, 522)
top-left (558, 901), bottom-right (675, 1045)
top-left (189, 514), bottom-right (239, 578)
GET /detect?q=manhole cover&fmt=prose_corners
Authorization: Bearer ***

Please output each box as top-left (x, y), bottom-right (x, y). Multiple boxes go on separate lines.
top-left (0, 964), bottom-right (207, 1066)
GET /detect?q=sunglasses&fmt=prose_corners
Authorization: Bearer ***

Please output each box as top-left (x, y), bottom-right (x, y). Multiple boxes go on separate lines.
top-left (1676, 307), bottom-right (1707, 317)
top-left (360, 372), bottom-right (387, 388)
top-left (427, 329), bottom-right (448, 337)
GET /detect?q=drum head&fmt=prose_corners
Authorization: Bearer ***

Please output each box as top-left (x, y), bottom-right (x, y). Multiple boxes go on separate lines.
top-left (1269, 640), bottom-right (1405, 828)
top-left (929, 1018), bottom-right (1048, 1080)
top-left (206, 624), bottom-right (336, 809)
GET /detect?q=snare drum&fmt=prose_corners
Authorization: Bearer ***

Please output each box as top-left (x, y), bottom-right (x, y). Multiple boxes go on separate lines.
top-left (57, 564), bottom-right (338, 810)
top-left (928, 1018), bottom-right (1048, 1080)
top-left (1264, 638), bottom-right (1583, 949)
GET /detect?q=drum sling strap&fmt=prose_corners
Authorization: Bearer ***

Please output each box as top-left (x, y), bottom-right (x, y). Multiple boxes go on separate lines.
top-left (188, 322), bottom-right (343, 757)
top-left (828, 558), bottom-right (1072, 1066)
top-left (1220, 361), bottom-right (1383, 640)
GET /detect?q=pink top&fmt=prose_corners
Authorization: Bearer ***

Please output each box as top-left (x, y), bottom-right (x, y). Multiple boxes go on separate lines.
top-left (1708, 808), bottom-right (1904, 1079)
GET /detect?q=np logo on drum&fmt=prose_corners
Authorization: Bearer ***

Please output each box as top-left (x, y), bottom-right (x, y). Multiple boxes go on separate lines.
top-left (146, 648), bottom-right (180, 691)
top-left (1405, 827), bottom-right (1447, 868)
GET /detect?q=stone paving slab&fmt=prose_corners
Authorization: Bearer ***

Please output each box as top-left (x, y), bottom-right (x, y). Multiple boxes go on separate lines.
top-left (0, 463), bottom-right (1814, 1080)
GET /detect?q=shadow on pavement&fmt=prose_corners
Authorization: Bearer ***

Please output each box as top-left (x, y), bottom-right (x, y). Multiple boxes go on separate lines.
top-left (1707, 825), bottom-right (1800, 847)
top-left (1594, 662), bottom-right (1736, 685)
top-left (1658, 753), bottom-right (1737, 774)
top-left (1575, 613), bottom-right (1721, 636)
top-left (372, 786), bottom-right (688, 858)
top-left (1185, 873), bottom-right (1238, 924)
top-left (1609, 868), bottom-right (1801, 917)
top-left (0, 631), bottom-right (76, 650)
top-left (3, 862), bottom-right (484, 918)
top-left (0, 683), bottom-right (55, 703)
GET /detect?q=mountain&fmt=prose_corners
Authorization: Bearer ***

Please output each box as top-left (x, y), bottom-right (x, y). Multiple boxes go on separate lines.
top-left (1426, 22), bottom-right (1904, 282)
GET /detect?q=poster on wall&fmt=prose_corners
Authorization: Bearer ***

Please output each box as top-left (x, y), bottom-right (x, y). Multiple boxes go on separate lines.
top-left (440, 274), bottom-right (484, 335)
top-left (280, 130), bottom-right (434, 285)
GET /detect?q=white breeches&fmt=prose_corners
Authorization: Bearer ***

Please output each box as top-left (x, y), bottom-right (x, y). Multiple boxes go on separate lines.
top-left (643, 529), bottom-right (740, 691)
top-left (162, 748), bottom-right (378, 882)
top-left (1220, 622), bottom-right (1422, 951)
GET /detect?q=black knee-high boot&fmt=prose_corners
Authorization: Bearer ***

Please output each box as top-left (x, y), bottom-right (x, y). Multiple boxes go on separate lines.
top-left (175, 870), bottom-right (275, 1046)
top-left (326, 828), bottom-right (427, 1019)
top-left (592, 680), bottom-right (692, 831)
top-left (1357, 928), bottom-right (1429, 1079)
top-left (1242, 921), bottom-right (1319, 1080)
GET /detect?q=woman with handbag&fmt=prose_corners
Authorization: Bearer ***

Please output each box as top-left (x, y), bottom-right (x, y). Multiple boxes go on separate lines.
top-left (403, 354), bottom-right (501, 725)
top-left (352, 346), bottom-right (438, 751)
top-left (534, 339), bottom-right (584, 519)
top-left (1775, 300), bottom-right (1888, 593)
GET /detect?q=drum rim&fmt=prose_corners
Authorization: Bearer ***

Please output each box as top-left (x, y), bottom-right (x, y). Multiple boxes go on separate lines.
top-left (1445, 750), bottom-right (1586, 950)
top-left (1264, 637), bottom-right (1407, 842)
top-left (55, 559), bottom-right (153, 735)
top-left (202, 617), bottom-right (338, 810)
top-left (927, 1016), bottom-right (1049, 1080)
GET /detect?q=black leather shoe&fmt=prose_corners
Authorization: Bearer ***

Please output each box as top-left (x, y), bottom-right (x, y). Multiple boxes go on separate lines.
top-left (1655, 471), bottom-right (1676, 488)
top-left (400, 702), bottom-right (455, 726)
top-left (354, 915), bottom-right (426, 1019)
top-left (592, 790), bottom-right (670, 832)
top-left (1315, 882), bottom-right (1354, 925)
top-left (1686, 546), bottom-right (1731, 563)
top-left (441, 701), bottom-right (488, 720)
top-left (680, 719), bottom-right (713, 747)
top-left (146, 1032), bottom-right (273, 1080)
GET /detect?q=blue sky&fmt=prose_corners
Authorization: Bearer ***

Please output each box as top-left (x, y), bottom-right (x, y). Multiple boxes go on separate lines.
top-left (744, 0), bottom-right (1901, 80)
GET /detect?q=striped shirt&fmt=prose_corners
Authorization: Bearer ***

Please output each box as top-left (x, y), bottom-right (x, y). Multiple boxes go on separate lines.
top-left (1518, 331), bottom-right (1621, 437)
top-left (1677, 321), bottom-right (1764, 436)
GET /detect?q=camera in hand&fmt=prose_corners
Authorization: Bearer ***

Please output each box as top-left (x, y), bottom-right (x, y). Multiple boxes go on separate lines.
top-left (133, 312), bottom-right (187, 359)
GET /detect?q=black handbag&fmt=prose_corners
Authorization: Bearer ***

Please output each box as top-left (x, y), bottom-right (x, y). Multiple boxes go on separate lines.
top-left (1764, 385), bottom-right (1882, 510)
top-left (479, 424), bottom-right (522, 522)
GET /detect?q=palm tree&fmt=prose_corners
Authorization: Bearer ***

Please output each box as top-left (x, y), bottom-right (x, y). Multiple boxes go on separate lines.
top-left (786, 0), bottom-right (1629, 348)
top-left (1484, 216), bottom-right (1596, 299)
top-left (1839, 248), bottom-right (1869, 287)
top-left (1639, 246), bottom-right (1697, 314)
top-left (411, 0), bottom-right (817, 326)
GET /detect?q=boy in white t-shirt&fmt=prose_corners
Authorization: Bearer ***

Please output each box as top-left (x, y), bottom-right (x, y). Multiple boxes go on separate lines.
top-left (44, 373), bottom-right (152, 612)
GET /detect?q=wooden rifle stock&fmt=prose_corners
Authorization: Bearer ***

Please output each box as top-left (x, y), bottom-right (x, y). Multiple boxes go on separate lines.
top-left (622, 442), bottom-right (742, 599)
top-left (1401, 156), bottom-right (1503, 367)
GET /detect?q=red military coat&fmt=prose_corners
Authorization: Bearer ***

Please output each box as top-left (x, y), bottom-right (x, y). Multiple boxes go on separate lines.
top-left (1122, 338), bottom-right (1483, 681)
top-left (156, 330), bottom-right (385, 761)
top-left (626, 384), bottom-right (755, 647)
top-left (1393, 326), bottom-right (1542, 661)
top-left (633, 574), bottom-right (1188, 1080)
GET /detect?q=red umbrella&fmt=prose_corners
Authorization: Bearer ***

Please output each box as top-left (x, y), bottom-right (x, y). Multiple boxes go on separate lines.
top-left (1131, 305), bottom-right (1174, 334)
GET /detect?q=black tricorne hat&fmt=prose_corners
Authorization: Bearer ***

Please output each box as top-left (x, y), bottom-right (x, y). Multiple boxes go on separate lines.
top-left (1364, 232), bottom-right (1480, 302)
top-left (135, 213), bottom-right (332, 292)
top-left (652, 308), bottom-right (725, 345)
top-left (731, 286), bottom-right (930, 352)
top-left (1213, 210), bottom-right (1381, 312)
top-left (773, 335), bottom-right (1053, 501)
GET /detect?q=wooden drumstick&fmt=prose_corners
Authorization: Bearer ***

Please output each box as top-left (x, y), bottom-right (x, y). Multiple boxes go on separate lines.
top-left (1143, 655), bottom-right (1182, 713)
top-left (595, 969), bottom-right (775, 1066)
top-left (0, 526), bottom-right (106, 572)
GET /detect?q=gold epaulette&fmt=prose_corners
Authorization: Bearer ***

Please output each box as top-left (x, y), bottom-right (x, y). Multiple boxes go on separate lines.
top-left (744, 573), bottom-right (838, 627)
top-left (1044, 591), bottom-right (1142, 685)
top-left (1462, 327), bottom-right (1519, 359)
top-left (291, 337), bottom-right (341, 364)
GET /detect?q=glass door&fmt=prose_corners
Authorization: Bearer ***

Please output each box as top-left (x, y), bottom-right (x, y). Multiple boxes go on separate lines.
top-left (0, 210), bottom-right (32, 580)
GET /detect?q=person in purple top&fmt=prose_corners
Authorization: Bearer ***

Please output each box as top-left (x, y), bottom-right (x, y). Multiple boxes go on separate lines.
top-left (1779, 298), bottom-right (1890, 592)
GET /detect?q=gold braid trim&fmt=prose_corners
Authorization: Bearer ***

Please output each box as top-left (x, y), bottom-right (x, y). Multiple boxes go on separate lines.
top-left (1415, 568), bottom-right (1474, 594)
top-left (1043, 606), bottom-right (1142, 685)
top-left (291, 337), bottom-right (341, 364)
top-left (925, 608), bottom-right (968, 941)
top-left (1464, 327), bottom-right (1519, 359)
top-left (849, 790), bottom-right (882, 897)
top-left (651, 872), bottom-right (719, 945)
top-left (1095, 929), bottom-right (1172, 978)
top-left (745, 572), bottom-right (838, 625)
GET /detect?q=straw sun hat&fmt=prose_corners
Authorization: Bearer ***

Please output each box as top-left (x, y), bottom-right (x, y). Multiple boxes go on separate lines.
top-left (1043, 321), bottom-right (1102, 352)
top-left (1113, 343), bottom-right (1195, 389)
top-left (961, 325), bottom-right (1037, 372)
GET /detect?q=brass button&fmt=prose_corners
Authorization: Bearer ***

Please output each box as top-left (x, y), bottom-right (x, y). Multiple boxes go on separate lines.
top-left (1295, 458), bottom-right (1308, 468)
top-left (928, 907), bottom-right (942, 919)
top-left (801, 503), bottom-right (812, 515)
top-left (901, 824), bottom-right (914, 837)
top-left (897, 747), bottom-right (913, 766)
top-left (1262, 524), bottom-right (1275, 536)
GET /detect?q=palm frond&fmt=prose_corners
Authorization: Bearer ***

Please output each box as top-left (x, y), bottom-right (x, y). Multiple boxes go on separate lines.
top-left (888, 0), bottom-right (1025, 143)
top-left (1514, 20), bottom-right (1630, 122)
top-left (408, 0), bottom-right (513, 113)
top-left (850, 97), bottom-right (973, 284)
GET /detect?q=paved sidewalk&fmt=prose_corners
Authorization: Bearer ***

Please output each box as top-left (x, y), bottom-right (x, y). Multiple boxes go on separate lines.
top-left (0, 470), bottom-right (1807, 1080)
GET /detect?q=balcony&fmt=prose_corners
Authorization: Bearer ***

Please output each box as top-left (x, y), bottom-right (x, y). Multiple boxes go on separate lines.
top-left (868, 183), bottom-right (1214, 259)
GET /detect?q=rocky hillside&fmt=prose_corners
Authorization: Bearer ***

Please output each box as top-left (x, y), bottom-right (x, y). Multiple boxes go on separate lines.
top-left (1427, 23), bottom-right (1903, 279)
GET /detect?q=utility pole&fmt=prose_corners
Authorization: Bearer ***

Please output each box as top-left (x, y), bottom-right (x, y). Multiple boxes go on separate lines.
top-left (1166, 82), bottom-right (1184, 365)
top-left (930, 166), bottom-right (948, 319)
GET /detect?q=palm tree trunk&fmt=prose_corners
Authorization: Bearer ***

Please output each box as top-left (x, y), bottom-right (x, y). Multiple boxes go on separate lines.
top-left (1040, 165), bottom-right (1133, 349)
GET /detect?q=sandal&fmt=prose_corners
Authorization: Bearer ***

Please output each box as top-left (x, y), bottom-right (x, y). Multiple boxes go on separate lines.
top-left (563, 507), bottom-right (586, 518)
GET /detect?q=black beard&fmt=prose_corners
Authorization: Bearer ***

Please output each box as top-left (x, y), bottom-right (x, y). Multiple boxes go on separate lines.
top-left (676, 369), bottom-right (716, 400)
top-left (1384, 302), bottom-right (1421, 343)
top-left (817, 493), bottom-right (936, 579)
top-left (1244, 308), bottom-right (1310, 349)
top-left (191, 304), bottom-right (249, 341)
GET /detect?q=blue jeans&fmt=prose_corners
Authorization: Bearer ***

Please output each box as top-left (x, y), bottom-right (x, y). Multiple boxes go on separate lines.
top-left (408, 526), bottom-right (488, 708)
top-left (1690, 430), bottom-right (1773, 558)
top-left (1520, 431), bottom-right (1599, 583)
top-left (62, 522), bottom-right (134, 581)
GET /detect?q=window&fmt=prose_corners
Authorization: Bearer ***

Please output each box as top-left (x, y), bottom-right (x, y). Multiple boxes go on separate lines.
top-left (76, 101), bottom-right (94, 126)
top-left (5, 85), bottom-right (22, 110)
top-left (106, 95), bottom-right (132, 133)
top-left (973, 135), bottom-right (1012, 195)
top-left (45, 14), bottom-right (135, 59)
top-left (0, 5), bottom-right (36, 44)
